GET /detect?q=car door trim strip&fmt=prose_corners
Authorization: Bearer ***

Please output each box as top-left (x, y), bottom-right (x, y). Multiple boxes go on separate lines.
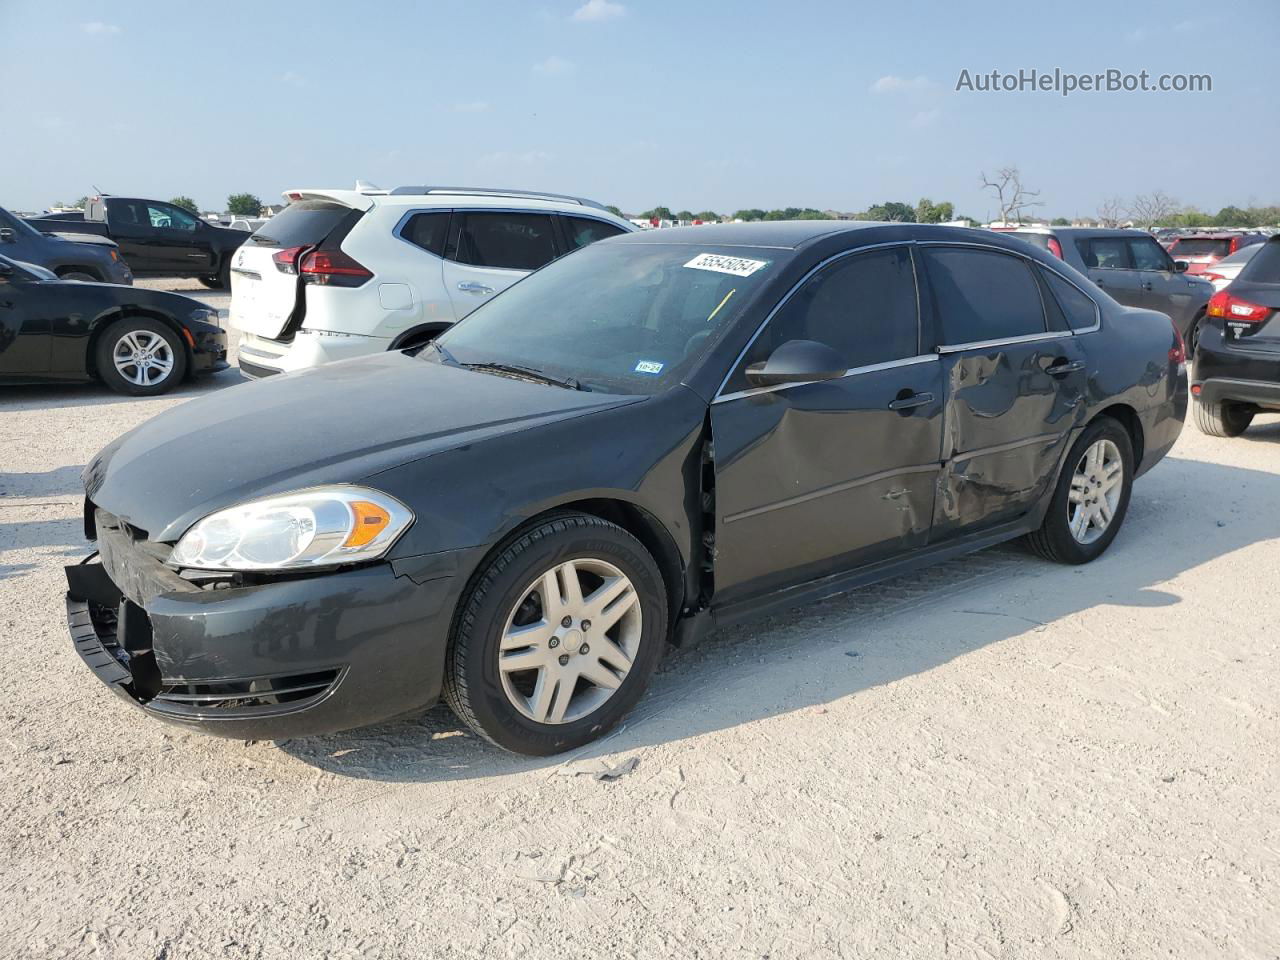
top-left (723, 462), bottom-right (942, 524)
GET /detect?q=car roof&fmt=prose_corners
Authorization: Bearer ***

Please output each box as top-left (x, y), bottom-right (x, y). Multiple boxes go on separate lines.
top-left (611, 220), bottom-right (887, 249)
top-left (1009, 226), bottom-right (1150, 237)
top-left (282, 188), bottom-right (631, 226)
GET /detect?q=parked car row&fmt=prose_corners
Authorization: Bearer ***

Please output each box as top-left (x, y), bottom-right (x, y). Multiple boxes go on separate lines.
top-left (1, 206), bottom-right (133, 284)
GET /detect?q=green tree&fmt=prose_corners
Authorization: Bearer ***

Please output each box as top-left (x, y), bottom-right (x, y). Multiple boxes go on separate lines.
top-left (1214, 205), bottom-right (1256, 228)
top-left (733, 208), bottom-right (766, 222)
top-left (227, 193), bottom-right (263, 216)
top-left (170, 196), bottom-right (199, 214)
top-left (675, 210), bottom-right (695, 221)
top-left (1051, 217), bottom-right (1070, 226)
top-left (915, 198), bottom-right (954, 223)
top-left (694, 210), bottom-right (720, 222)
top-left (861, 201), bottom-right (916, 222)
top-left (642, 206), bottom-right (674, 221)
top-left (604, 205), bottom-right (624, 217)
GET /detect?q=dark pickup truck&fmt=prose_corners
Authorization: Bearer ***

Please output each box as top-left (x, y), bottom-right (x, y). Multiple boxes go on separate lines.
top-left (26, 196), bottom-right (249, 289)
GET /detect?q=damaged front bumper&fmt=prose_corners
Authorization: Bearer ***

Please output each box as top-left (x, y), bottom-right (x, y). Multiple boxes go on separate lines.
top-left (64, 511), bottom-right (462, 739)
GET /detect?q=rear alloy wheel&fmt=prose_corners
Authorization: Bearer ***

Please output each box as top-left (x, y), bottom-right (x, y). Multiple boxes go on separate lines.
top-left (96, 318), bottom-right (188, 396)
top-left (444, 514), bottom-right (667, 755)
top-left (1025, 418), bottom-right (1134, 564)
top-left (1194, 398), bottom-right (1254, 438)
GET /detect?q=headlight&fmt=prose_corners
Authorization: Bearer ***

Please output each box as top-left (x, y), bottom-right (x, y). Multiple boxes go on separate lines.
top-left (169, 486), bottom-right (413, 571)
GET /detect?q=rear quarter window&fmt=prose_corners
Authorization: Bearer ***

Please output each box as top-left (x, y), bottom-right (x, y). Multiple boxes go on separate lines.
top-left (1238, 241), bottom-right (1280, 284)
top-left (1041, 268), bottom-right (1099, 331)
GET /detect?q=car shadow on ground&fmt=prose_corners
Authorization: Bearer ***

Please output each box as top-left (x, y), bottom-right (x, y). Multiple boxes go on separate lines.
top-left (279, 455), bottom-right (1280, 784)
top-left (1239, 416), bottom-right (1280, 444)
top-left (0, 367), bottom-right (245, 413)
top-left (0, 464), bottom-right (85, 498)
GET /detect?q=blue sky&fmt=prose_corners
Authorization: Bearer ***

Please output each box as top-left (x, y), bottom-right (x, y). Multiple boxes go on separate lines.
top-left (1, 0), bottom-right (1276, 218)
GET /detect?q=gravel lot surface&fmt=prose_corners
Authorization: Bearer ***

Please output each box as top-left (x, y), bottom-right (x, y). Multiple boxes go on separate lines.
top-left (1, 283), bottom-right (1277, 958)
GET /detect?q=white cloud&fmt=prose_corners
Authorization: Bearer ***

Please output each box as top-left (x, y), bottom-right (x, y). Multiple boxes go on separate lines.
top-left (533, 55), bottom-right (575, 76)
top-left (870, 74), bottom-right (934, 94)
top-left (571, 0), bottom-right (625, 21)
top-left (453, 100), bottom-right (490, 113)
top-left (281, 71), bottom-right (305, 87)
top-left (80, 21), bottom-right (121, 35)
top-left (911, 109), bottom-right (941, 128)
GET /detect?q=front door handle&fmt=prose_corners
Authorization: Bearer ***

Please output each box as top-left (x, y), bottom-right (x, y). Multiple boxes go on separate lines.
top-left (457, 281), bottom-right (494, 294)
top-left (887, 391), bottom-right (934, 411)
top-left (1046, 358), bottom-right (1086, 377)
top-left (1141, 281), bottom-right (1153, 290)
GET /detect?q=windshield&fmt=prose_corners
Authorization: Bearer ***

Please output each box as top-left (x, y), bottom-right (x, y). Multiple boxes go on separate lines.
top-left (1171, 238), bottom-right (1230, 257)
top-left (433, 242), bottom-right (786, 395)
top-left (0, 208), bottom-right (45, 240)
top-left (1216, 244), bottom-right (1261, 267)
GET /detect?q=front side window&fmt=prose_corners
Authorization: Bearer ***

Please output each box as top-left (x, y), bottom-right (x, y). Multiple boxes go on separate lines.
top-left (148, 203), bottom-right (197, 232)
top-left (435, 243), bottom-right (787, 395)
top-left (451, 212), bottom-right (558, 270)
top-left (1128, 237), bottom-right (1171, 271)
top-left (563, 216), bottom-right (626, 250)
top-left (923, 247), bottom-right (1047, 345)
top-left (729, 247), bottom-right (919, 391)
top-left (1079, 238), bottom-right (1131, 270)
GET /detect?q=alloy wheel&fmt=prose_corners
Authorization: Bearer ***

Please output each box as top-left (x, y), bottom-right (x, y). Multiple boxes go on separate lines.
top-left (498, 558), bottom-right (642, 725)
top-left (112, 330), bottom-right (175, 387)
top-left (1068, 438), bottom-right (1123, 544)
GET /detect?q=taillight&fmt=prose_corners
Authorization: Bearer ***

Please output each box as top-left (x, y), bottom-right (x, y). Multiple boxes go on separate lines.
top-left (1228, 237), bottom-right (1242, 254)
top-left (272, 245), bottom-right (310, 275)
top-left (1047, 236), bottom-right (1064, 259)
top-left (1207, 291), bottom-right (1271, 324)
top-left (1169, 319), bottom-right (1186, 365)
top-left (299, 249), bottom-right (372, 287)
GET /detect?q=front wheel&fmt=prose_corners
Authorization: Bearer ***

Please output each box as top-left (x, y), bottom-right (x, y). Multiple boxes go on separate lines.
top-left (1194, 398), bottom-right (1254, 437)
top-left (61, 271), bottom-right (98, 282)
top-left (1025, 418), bottom-right (1134, 564)
top-left (443, 514), bottom-right (667, 755)
top-left (95, 318), bottom-right (188, 396)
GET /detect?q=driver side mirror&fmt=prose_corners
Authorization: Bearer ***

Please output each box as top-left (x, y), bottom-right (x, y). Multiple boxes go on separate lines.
top-left (0, 227), bottom-right (15, 244)
top-left (745, 339), bottom-right (847, 388)
top-left (1173, 260), bottom-right (1189, 273)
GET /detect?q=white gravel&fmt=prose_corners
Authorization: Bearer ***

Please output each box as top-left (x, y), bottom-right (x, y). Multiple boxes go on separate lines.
top-left (1, 297), bottom-right (1278, 959)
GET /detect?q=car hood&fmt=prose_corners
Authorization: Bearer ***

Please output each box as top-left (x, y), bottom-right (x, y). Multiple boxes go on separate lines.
top-left (84, 352), bottom-right (640, 542)
top-left (50, 231), bottom-right (117, 248)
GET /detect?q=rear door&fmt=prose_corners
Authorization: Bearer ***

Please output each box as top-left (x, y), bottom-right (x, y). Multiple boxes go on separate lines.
top-left (710, 244), bottom-right (944, 603)
top-left (442, 211), bottom-right (560, 318)
top-left (920, 244), bottom-right (1088, 538)
top-left (142, 201), bottom-right (210, 273)
top-left (1075, 236), bottom-right (1144, 307)
top-left (0, 264), bottom-right (51, 375)
top-left (102, 200), bottom-right (162, 273)
top-left (229, 200), bottom-right (359, 339)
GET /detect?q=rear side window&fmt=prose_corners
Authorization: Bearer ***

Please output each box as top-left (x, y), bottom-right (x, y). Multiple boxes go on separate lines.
top-left (1078, 238), bottom-right (1131, 270)
top-left (923, 247), bottom-right (1046, 345)
top-left (1041, 269), bottom-right (1099, 331)
top-left (563, 216), bottom-right (626, 250)
top-left (400, 211), bottom-right (449, 257)
top-left (451, 212), bottom-right (558, 270)
top-left (1128, 237), bottom-right (1171, 271)
top-left (1239, 240), bottom-right (1280, 283)
top-left (253, 201), bottom-right (356, 247)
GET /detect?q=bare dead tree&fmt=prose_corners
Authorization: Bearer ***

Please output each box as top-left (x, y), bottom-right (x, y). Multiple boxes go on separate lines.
top-left (1097, 196), bottom-right (1127, 228)
top-left (1128, 190), bottom-right (1180, 229)
top-left (980, 167), bottom-right (1043, 223)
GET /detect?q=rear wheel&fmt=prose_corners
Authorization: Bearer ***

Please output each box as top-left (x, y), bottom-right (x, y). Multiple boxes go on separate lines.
top-left (443, 514), bottom-right (667, 755)
top-left (1025, 417), bottom-right (1134, 565)
top-left (1194, 398), bottom-right (1254, 437)
top-left (198, 275), bottom-right (221, 289)
top-left (61, 271), bottom-right (97, 282)
top-left (95, 318), bottom-right (188, 396)
top-left (1187, 310), bottom-right (1206, 358)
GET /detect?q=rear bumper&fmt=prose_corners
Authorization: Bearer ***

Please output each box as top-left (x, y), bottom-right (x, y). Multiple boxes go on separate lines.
top-left (1194, 377), bottom-right (1280, 410)
top-left (1194, 327), bottom-right (1280, 410)
top-left (1135, 361), bottom-right (1188, 477)
top-left (237, 329), bottom-right (389, 379)
top-left (64, 551), bottom-right (462, 740)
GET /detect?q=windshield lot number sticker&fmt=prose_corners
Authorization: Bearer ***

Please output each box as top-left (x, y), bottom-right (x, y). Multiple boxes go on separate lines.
top-left (635, 360), bottom-right (664, 374)
top-left (684, 253), bottom-right (768, 277)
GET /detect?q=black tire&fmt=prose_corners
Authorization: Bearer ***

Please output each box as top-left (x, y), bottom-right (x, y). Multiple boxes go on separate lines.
top-left (443, 513), bottom-right (668, 755)
top-left (198, 275), bottom-right (222, 289)
top-left (61, 271), bottom-right (98, 282)
top-left (1187, 310), bottom-right (1206, 359)
top-left (1025, 417), bottom-right (1135, 565)
top-left (95, 317), bottom-right (188, 396)
top-left (1194, 398), bottom-right (1254, 438)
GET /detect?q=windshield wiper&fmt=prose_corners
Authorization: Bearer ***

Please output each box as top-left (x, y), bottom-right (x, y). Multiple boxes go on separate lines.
top-left (428, 339), bottom-right (460, 365)
top-left (463, 362), bottom-right (585, 391)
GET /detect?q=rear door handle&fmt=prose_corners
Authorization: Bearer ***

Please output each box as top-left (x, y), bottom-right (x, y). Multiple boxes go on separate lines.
top-left (1046, 359), bottom-right (1086, 377)
top-left (887, 391), bottom-right (934, 411)
top-left (457, 281), bottom-right (494, 294)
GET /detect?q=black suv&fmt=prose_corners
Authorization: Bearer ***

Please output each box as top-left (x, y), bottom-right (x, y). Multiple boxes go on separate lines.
top-left (1192, 236), bottom-right (1280, 436)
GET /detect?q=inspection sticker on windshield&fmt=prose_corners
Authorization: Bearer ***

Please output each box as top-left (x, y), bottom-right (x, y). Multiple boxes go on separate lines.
top-left (683, 253), bottom-right (768, 277)
top-left (634, 360), bottom-right (664, 374)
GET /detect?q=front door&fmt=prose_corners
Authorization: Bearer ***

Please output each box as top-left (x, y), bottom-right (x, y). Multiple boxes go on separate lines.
top-left (0, 265), bottom-right (51, 376)
top-left (918, 244), bottom-right (1087, 538)
top-left (710, 245), bottom-right (944, 604)
top-left (443, 211), bottom-right (560, 319)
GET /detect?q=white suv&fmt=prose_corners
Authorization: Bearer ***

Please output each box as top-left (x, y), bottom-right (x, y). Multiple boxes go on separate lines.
top-left (230, 186), bottom-right (634, 378)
